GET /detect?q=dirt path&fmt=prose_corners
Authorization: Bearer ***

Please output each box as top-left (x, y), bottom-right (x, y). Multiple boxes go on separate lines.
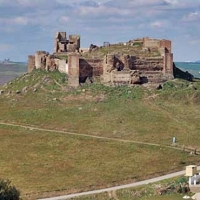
top-left (37, 167), bottom-right (200, 200)
top-left (0, 121), bottom-right (186, 152)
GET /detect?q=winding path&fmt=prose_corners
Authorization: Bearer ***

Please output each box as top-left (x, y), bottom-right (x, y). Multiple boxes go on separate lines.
top-left (37, 167), bottom-right (200, 200)
top-left (0, 121), bottom-right (187, 151)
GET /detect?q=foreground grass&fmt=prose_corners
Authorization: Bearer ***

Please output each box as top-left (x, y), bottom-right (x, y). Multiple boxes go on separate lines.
top-left (72, 176), bottom-right (191, 200)
top-left (0, 124), bottom-right (197, 199)
top-left (73, 193), bottom-right (185, 200)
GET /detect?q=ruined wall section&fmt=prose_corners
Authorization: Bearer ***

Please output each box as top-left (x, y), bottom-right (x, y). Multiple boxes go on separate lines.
top-left (101, 54), bottom-right (173, 85)
top-left (28, 55), bottom-right (35, 73)
top-left (68, 35), bottom-right (80, 52)
top-left (68, 53), bottom-right (80, 87)
top-left (160, 40), bottom-right (171, 53)
top-left (143, 38), bottom-right (160, 50)
top-left (164, 53), bottom-right (173, 77)
top-left (35, 51), bottom-right (47, 70)
top-left (129, 56), bottom-right (164, 71)
top-left (80, 58), bottom-right (103, 76)
top-left (54, 32), bottom-right (80, 54)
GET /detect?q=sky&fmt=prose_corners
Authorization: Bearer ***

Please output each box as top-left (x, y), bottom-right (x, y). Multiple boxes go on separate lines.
top-left (0, 0), bottom-right (200, 62)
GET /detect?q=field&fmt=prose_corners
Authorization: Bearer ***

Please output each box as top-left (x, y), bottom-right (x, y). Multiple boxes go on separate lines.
top-left (0, 70), bottom-right (200, 199)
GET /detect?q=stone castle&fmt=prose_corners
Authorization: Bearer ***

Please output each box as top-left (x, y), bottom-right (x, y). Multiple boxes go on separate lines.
top-left (28, 32), bottom-right (174, 87)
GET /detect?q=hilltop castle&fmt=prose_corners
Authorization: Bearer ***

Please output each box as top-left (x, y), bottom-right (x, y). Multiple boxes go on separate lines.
top-left (28, 32), bottom-right (174, 87)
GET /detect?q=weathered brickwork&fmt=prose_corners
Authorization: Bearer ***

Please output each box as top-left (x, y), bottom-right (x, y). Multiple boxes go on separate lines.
top-left (68, 53), bottom-right (80, 87)
top-left (28, 33), bottom-right (174, 87)
top-left (54, 32), bottom-right (80, 54)
top-left (79, 58), bottom-right (103, 78)
top-left (28, 55), bottom-right (35, 73)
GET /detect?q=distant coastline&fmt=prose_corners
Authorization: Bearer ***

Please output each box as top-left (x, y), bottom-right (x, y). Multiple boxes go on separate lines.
top-left (0, 62), bottom-right (27, 86)
top-left (175, 62), bottom-right (200, 79)
top-left (0, 62), bottom-right (200, 86)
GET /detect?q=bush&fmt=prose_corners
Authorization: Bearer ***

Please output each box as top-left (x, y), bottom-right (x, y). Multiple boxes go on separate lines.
top-left (0, 179), bottom-right (21, 200)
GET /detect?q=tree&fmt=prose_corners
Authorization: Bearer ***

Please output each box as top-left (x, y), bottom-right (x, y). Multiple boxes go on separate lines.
top-left (0, 179), bottom-right (21, 200)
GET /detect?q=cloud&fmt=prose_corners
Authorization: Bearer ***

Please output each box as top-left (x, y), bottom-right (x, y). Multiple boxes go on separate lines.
top-left (78, 5), bottom-right (130, 16)
top-left (0, 44), bottom-right (14, 51)
top-left (150, 20), bottom-right (168, 28)
top-left (189, 39), bottom-right (200, 45)
top-left (183, 12), bottom-right (200, 22)
top-left (0, 0), bottom-right (199, 61)
top-left (0, 16), bottom-right (29, 25)
top-left (163, 0), bottom-right (178, 5)
top-left (59, 16), bottom-right (70, 23)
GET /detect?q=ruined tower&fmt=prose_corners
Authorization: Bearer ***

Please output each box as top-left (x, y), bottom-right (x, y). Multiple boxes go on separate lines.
top-left (54, 32), bottom-right (80, 54)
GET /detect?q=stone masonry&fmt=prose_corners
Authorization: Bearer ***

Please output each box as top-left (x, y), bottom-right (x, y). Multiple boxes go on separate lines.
top-left (28, 32), bottom-right (174, 87)
top-left (54, 32), bottom-right (80, 54)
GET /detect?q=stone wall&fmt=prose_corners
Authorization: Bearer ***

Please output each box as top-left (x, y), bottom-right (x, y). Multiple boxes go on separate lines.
top-left (143, 37), bottom-right (172, 53)
top-left (35, 51), bottom-right (46, 69)
top-left (163, 52), bottom-right (173, 78)
top-left (28, 55), bottom-right (35, 73)
top-left (111, 70), bottom-right (130, 85)
top-left (160, 40), bottom-right (171, 53)
top-left (79, 58), bottom-right (103, 82)
top-left (57, 59), bottom-right (67, 73)
top-left (54, 32), bottom-right (80, 53)
top-left (101, 52), bottom-right (174, 85)
top-left (68, 53), bottom-right (80, 87)
top-left (143, 38), bottom-right (160, 50)
top-left (129, 56), bottom-right (164, 71)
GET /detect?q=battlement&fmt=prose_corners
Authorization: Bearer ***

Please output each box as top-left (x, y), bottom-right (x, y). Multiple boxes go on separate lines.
top-left (54, 32), bottom-right (80, 54)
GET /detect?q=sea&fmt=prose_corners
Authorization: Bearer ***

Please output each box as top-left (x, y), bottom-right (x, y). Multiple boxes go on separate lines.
top-left (0, 62), bottom-right (200, 86)
top-left (0, 62), bottom-right (27, 86)
top-left (174, 62), bottom-right (200, 79)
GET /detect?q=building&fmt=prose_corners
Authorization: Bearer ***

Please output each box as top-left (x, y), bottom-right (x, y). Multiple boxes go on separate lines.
top-left (28, 32), bottom-right (174, 87)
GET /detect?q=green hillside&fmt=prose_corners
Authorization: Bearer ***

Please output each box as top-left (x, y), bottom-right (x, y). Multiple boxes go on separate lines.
top-left (0, 69), bottom-right (200, 199)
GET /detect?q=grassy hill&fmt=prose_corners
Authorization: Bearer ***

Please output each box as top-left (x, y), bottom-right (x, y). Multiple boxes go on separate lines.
top-left (0, 69), bottom-right (200, 199)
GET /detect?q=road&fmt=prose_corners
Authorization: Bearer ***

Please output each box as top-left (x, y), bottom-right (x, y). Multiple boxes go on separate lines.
top-left (38, 166), bottom-right (200, 200)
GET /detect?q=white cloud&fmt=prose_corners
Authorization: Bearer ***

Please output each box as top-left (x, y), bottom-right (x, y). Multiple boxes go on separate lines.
top-left (183, 12), bottom-right (200, 22)
top-left (189, 39), bottom-right (200, 45)
top-left (150, 21), bottom-right (167, 28)
top-left (78, 5), bottom-right (131, 16)
top-left (164, 0), bottom-right (178, 5)
top-left (59, 16), bottom-right (70, 23)
top-left (0, 0), bottom-right (200, 61)
top-left (0, 44), bottom-right (14, 51)
top-left (12, 16), bottom-right (29, 25)
top-left (0, 16), bottom-right (29, 25)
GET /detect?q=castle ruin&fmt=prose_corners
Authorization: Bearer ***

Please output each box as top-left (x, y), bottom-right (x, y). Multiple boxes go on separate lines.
top-left (28, 32), bottom-right (174, 87)
top-left (54, 32), bottom-right (80, 54)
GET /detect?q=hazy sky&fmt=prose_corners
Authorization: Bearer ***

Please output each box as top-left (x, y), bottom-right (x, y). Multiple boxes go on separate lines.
top-left (0, 0), bottom-right (200, 62)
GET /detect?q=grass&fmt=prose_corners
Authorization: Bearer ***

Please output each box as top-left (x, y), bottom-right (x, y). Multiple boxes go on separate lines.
top-left (82, 43), bottom-right (160, 59)
top-left (72, 193), bottom-right (185, 200)
top-left (0, 70), bottom-right (200, 199)
top-left (0, 124), bottom-right (197, 199)
top-left (71, 176), bottom-right (191, 200)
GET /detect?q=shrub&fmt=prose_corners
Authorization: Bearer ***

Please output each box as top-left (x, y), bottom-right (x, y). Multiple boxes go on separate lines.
top-left (0, 179), bottom-right (21, 200)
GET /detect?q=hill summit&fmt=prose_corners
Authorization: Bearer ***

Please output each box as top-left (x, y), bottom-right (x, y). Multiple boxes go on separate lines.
top-left (28, 32), bottom-right (174, 87)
